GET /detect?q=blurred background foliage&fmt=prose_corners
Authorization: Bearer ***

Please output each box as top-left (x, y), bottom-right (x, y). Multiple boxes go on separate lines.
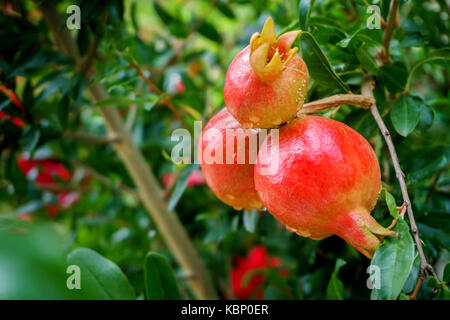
top-left (0, 0), bottom-right (448, 300)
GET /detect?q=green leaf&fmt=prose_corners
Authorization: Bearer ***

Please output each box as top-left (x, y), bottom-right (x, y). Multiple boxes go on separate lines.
top-left (243, 209), bottom-right (259, 233)
top-left (427, 276), bottom-right (438, 289)
top-left (435, 283), bottom-right (450, 300)
top-left (401, 255), bottom-right (420, 294)
top-left (370, 219), bottom-right (415, 300)
top-left (23, 79), bottom-right (34, 112)
top-left (300, 32), bottom-right (350, 92)
top-left (130, 2), bottom-right (139, 32)
top-left (20, 127), bottom-right (41, 152)
top-left (153, 2), bottom-right (189, 38)
top-left (217, 3), bottom-right (235, 19)
top-left (380, 188), bottom-right (399, 219)
top-left (418, 223), bottom-right (450, 250)
top-left (168, 164), bottom-right (200, 212)
top-left (144, 252), bottom-right (180, 300)
top-left (379, 62), bottom-right (408, 94)
top-left (95, 94), bottom-right (160, 107)
top-left (398, 293), bottom-right (409, 300)
top-left (299, 0), bottom-right (316, 31)
top-left (407, 48), bottom-right (450, 89)
top-left (66, 248), bottom-right (136, 300)
top-left (416, 104), bottom-right (435, 131)
top-left (355, 46), bottom-right (379, 75)
top-left (153, 2), bottom-right (175, 24)
top-left (408, 146), bottom-right (449, 183)
top-left (390, 94), bottom-right (424, 137)
top-left (444, 263), bottom-right (450, 283)
top-left (326, 258), bottom-right (346, 300)
top-left (337, 28), bottom-right (383, 49)
top-left (197, 21), bottom-right (223, 43)
top-left (278, 19), bottom-right (300, 34)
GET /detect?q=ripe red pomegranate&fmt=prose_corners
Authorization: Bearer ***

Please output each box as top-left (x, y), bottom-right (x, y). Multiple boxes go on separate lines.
top-left (254, 116), bottom-right (396, 258)
top-left (199, 108), bottom-right (263, 210)
top-left (224, 17), bottom-right (309, 129)
top-left (230, 246), bottom-right (284, 299)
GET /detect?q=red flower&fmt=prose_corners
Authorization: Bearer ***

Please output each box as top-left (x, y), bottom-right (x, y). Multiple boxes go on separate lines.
top-left (174, 79), bottom-right (186, 94)
top-left (161, 170), bottom-right (205, 189)
top-left (0, 84), bottom-right (26, 128)
top-left (46, 191), bottom-right (81, 217)
top-left (17, 157), bottom-right (71, 185)
top-left (0, 110), bottom-right (25, 128)
top-left (17, 155), bottom-right (79, 217)
top-left (230, 246), bottom-right (283, 299)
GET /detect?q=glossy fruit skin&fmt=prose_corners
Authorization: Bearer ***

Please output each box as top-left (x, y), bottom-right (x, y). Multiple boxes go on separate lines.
top-left (230, 246), bottom-right (283, 299)
top-left (224, 46), bottom-right (308, 129)
top-left (199, 108), bottom-right (263, 210)
top-left (254, 116), bottom-right (395, 258)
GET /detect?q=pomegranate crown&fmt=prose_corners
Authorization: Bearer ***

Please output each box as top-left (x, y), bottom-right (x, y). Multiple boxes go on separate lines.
top-left (249, 17), bottom-right (301, 82)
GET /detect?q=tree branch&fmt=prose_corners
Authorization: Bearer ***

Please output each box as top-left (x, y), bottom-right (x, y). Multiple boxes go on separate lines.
top-left (362, 77), bottom-right (439, 284)
top-left (64, 131), bottom-right (122, 144)
top-left (128, 62), bottom-right (188, 129)
top-left (382, 0), bottom-right (400, 64)
top-left (72, 159), bottom-right (140, 199)
top-left (298, 94), bottom-right (374, 115)
top-left (425, 169), bottom-right (442, 203)
top-left (408, 268), bottom-right (425, 300)
top-left (40, 0), bottom-right (218, 299)
top-left (125, 105), bottom-right (138, 131)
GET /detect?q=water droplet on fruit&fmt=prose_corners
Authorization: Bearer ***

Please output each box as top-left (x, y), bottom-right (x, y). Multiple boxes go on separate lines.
top-left (226, 194), bottom-right (235, 200)
top-left (286, 226), bottom-right (296, 233)
top-left (273, 118), bottom-right (282, 126)
top-left (251, 200), bottom-right (263, 209)
top-left (295, 229), bottom-right (311, 237)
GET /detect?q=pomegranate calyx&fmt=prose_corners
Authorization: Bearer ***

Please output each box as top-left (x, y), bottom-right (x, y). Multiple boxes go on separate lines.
top-left (335, 208), bottom-right (397, 259)
top-left (249, 17), bottom-right (301, 82)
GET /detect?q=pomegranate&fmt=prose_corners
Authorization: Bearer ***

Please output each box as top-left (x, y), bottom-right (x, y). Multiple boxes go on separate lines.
top-left (199, 108), bottom-right (263, 210)
top-left (230, 245), bottom-right (284, 299)
top-left (254, 116), bottom-right (396, 258)
top-left (224, 17), bottom-right (309, 129)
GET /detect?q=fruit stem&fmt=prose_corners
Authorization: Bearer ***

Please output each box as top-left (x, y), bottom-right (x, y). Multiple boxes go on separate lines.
top-left (334, 208), bottom-right (397, 259)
